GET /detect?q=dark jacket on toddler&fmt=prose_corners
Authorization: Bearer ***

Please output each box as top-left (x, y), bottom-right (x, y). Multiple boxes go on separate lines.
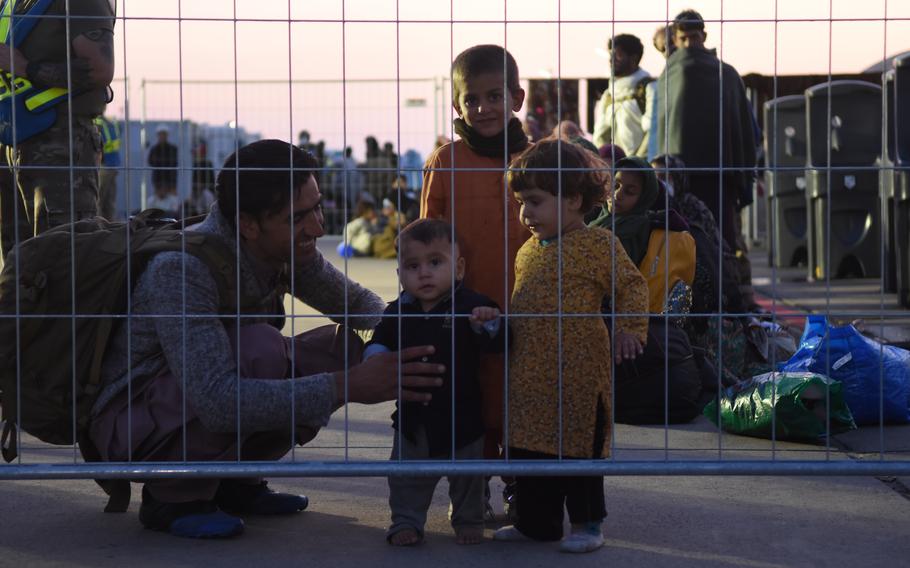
top-left (365, 285), bottom-right (506, 457)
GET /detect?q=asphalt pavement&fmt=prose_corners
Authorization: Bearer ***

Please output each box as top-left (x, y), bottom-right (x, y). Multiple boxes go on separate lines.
top-left (2, 238), bottom-right (910, 567)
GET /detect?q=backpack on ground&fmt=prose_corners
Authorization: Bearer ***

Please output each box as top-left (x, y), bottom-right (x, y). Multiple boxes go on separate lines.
top-left (615, 317), bottom-right (702, 424)
top-left (0, 210), bottom-right (249, 463)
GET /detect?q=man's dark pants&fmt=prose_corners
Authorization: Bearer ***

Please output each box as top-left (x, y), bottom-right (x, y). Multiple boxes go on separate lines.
top-left (89, 323), bottom-right (361, 503)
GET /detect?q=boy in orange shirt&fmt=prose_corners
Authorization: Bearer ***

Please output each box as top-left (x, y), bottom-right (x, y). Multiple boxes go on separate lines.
top-left (421, 45), bottom-right (530, 512)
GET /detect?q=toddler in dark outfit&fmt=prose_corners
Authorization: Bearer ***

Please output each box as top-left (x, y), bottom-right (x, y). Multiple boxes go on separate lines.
top-left (364, 219), bottom-right (505, 546)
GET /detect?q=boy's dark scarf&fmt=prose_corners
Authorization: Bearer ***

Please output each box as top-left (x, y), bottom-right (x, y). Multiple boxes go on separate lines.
top-left (454, 117), bottom-right (529, 159)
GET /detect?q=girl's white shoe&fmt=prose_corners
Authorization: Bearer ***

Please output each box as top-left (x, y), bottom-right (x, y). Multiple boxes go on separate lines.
top-left (492, 525), bottom-right (531, 542)
top-left (559, 525), bottom-right (604, 553)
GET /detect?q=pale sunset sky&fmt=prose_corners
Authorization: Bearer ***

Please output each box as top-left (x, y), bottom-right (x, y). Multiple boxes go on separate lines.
top-left (109, 0), bottom-right (910, 157)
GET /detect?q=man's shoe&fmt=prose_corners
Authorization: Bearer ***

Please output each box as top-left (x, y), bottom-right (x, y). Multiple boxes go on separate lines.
top-left (215, 480), bottom-right (308, 515)
top-left (139, 486), bottom-right (244, 539)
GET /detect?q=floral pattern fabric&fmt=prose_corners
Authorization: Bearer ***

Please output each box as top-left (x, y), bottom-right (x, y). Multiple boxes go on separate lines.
top-left (508, 227), bottom-right (649, 458)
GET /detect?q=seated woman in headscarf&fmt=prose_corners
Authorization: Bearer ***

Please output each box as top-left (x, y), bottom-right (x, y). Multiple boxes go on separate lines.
top-left (589, 157), bottom-right (702, 424)
top-left (650, 155), bottom-right (744, 337)
top-left (589, 156), bottom-right (695, 318)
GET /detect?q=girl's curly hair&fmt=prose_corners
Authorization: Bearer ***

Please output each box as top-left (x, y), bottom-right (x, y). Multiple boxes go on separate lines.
top-left (508, 137), bottom-right (608, 214)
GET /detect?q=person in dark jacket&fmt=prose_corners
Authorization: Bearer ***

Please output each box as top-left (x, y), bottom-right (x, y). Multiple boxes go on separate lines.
top-left (651, 154), bottom-right (747, 333)
top-left (90, 140), bottom-right (445, 539)
top-left (364, 218), bottom-right (505, 547)
top-left (186, 140), bottom-right (215, 217)
top-left (654, 9), bottom-right (757, 251)
top-left (148, 126), bottom-right (179, 200)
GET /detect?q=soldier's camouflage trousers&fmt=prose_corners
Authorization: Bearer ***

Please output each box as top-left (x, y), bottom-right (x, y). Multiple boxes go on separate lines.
top-left (0, 114), bottom-right (102, 259)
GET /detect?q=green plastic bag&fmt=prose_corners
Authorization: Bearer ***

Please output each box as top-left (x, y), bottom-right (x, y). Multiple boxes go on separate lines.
top-left (704, 372), bottom-right (856, 442)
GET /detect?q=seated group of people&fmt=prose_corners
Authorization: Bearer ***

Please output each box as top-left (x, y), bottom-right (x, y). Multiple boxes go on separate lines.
top-left (343, 176), bottom-right (421, 259)
top-left (343, 198), bottom-right (408, 259)
top-left (575, 137), bottom-right (776, 426)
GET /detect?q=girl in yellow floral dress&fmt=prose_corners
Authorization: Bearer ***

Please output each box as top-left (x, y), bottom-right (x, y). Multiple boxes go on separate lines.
top-left (492, 138), bottom-right (649, 553)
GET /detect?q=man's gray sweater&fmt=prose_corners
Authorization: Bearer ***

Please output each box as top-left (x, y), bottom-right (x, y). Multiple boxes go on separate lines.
top-left (93, 204), bottom-right (384, 434)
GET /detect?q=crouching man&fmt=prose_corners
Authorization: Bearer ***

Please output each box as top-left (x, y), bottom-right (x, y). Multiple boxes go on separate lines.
top-left (89, 140), bottom-right (443, 538)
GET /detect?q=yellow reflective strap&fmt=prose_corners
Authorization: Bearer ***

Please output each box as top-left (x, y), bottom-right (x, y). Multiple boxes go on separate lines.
top-left (24, 86), bottom-right (67, 111)
top-left (0, 71), bottom-right (30, 102)
top-left (94, 117), bottom-right (121, 153)
top-left (11, 74), bottom-right (28, 90)
top-left (0, 3), bottom-right (10, 46)
top-left (94, 117), bottom-right (110, 138)
top-left (0, 73), bottom-right (10, 100)
top-left (0, 0), bottom-right (14, 45)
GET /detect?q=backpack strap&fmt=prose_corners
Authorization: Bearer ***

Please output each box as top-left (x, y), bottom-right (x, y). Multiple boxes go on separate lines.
top-left (632, 76), bottom-right (654, 114)
top-left (645, 230), bottom-right (669, 277)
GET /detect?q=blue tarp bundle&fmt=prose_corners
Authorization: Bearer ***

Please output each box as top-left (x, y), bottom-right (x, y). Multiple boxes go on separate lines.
top-left (779, 316), bottom-right (910, 425)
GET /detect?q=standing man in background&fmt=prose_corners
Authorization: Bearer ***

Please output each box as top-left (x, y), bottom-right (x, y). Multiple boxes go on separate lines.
top-left (652, 24), bottom-right (676, 59)
top-left (0, 0), bottom-right (116, 258)
top-left (187, 138), bottom-right (215, 217)
top-left (147, 125), bottom-right (178, 206)
top-left (655, 9), bottom-right (759, 311)
top-left (94, 114), bottom-right (121, 220)
top-left (647, 24), bottom-right (675, 161)
top-left (655, 9), bottom-right (756, 252)
top-left (592, 33), bottom-right (655, 158)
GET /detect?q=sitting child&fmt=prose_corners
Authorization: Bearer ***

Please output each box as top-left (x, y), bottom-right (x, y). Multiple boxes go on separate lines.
top-left (344, 200), bottom-right (380, 256)
top-left (589, 156), bottom-right (696, 316)
top-left (372, 199), bottom-right (408, 259)
top-left (587, 156), bottom-right (705, 426)
top-left (493, 138), bottom-right (648, 553)
top-left (145, 185), bottom-right (180, 218)
top-left (364, 218), bottom-right (506, 546)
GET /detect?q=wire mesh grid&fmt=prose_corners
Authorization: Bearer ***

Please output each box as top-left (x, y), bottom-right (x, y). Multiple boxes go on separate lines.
top-left (0, 0), bottom-right (909, 483)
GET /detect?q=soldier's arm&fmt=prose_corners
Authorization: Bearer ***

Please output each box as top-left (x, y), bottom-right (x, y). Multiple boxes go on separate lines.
top-left (25, 28), bottom-right (115, 91)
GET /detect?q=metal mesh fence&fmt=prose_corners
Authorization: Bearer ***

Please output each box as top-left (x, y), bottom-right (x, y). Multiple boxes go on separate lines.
top-left (1, 0), bottom-right (910, 489)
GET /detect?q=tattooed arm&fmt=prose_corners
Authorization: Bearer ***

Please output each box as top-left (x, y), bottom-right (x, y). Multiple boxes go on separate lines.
top-left (29, 28), bottom-right (115, 90)
top-left (0, 28), bottom-right (115, 90)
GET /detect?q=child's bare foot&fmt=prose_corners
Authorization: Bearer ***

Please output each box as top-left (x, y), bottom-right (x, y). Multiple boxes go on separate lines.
top-left (389, 528), bottom-right (422, 546)
top-left (455, 527), bottom-right (484, 545)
